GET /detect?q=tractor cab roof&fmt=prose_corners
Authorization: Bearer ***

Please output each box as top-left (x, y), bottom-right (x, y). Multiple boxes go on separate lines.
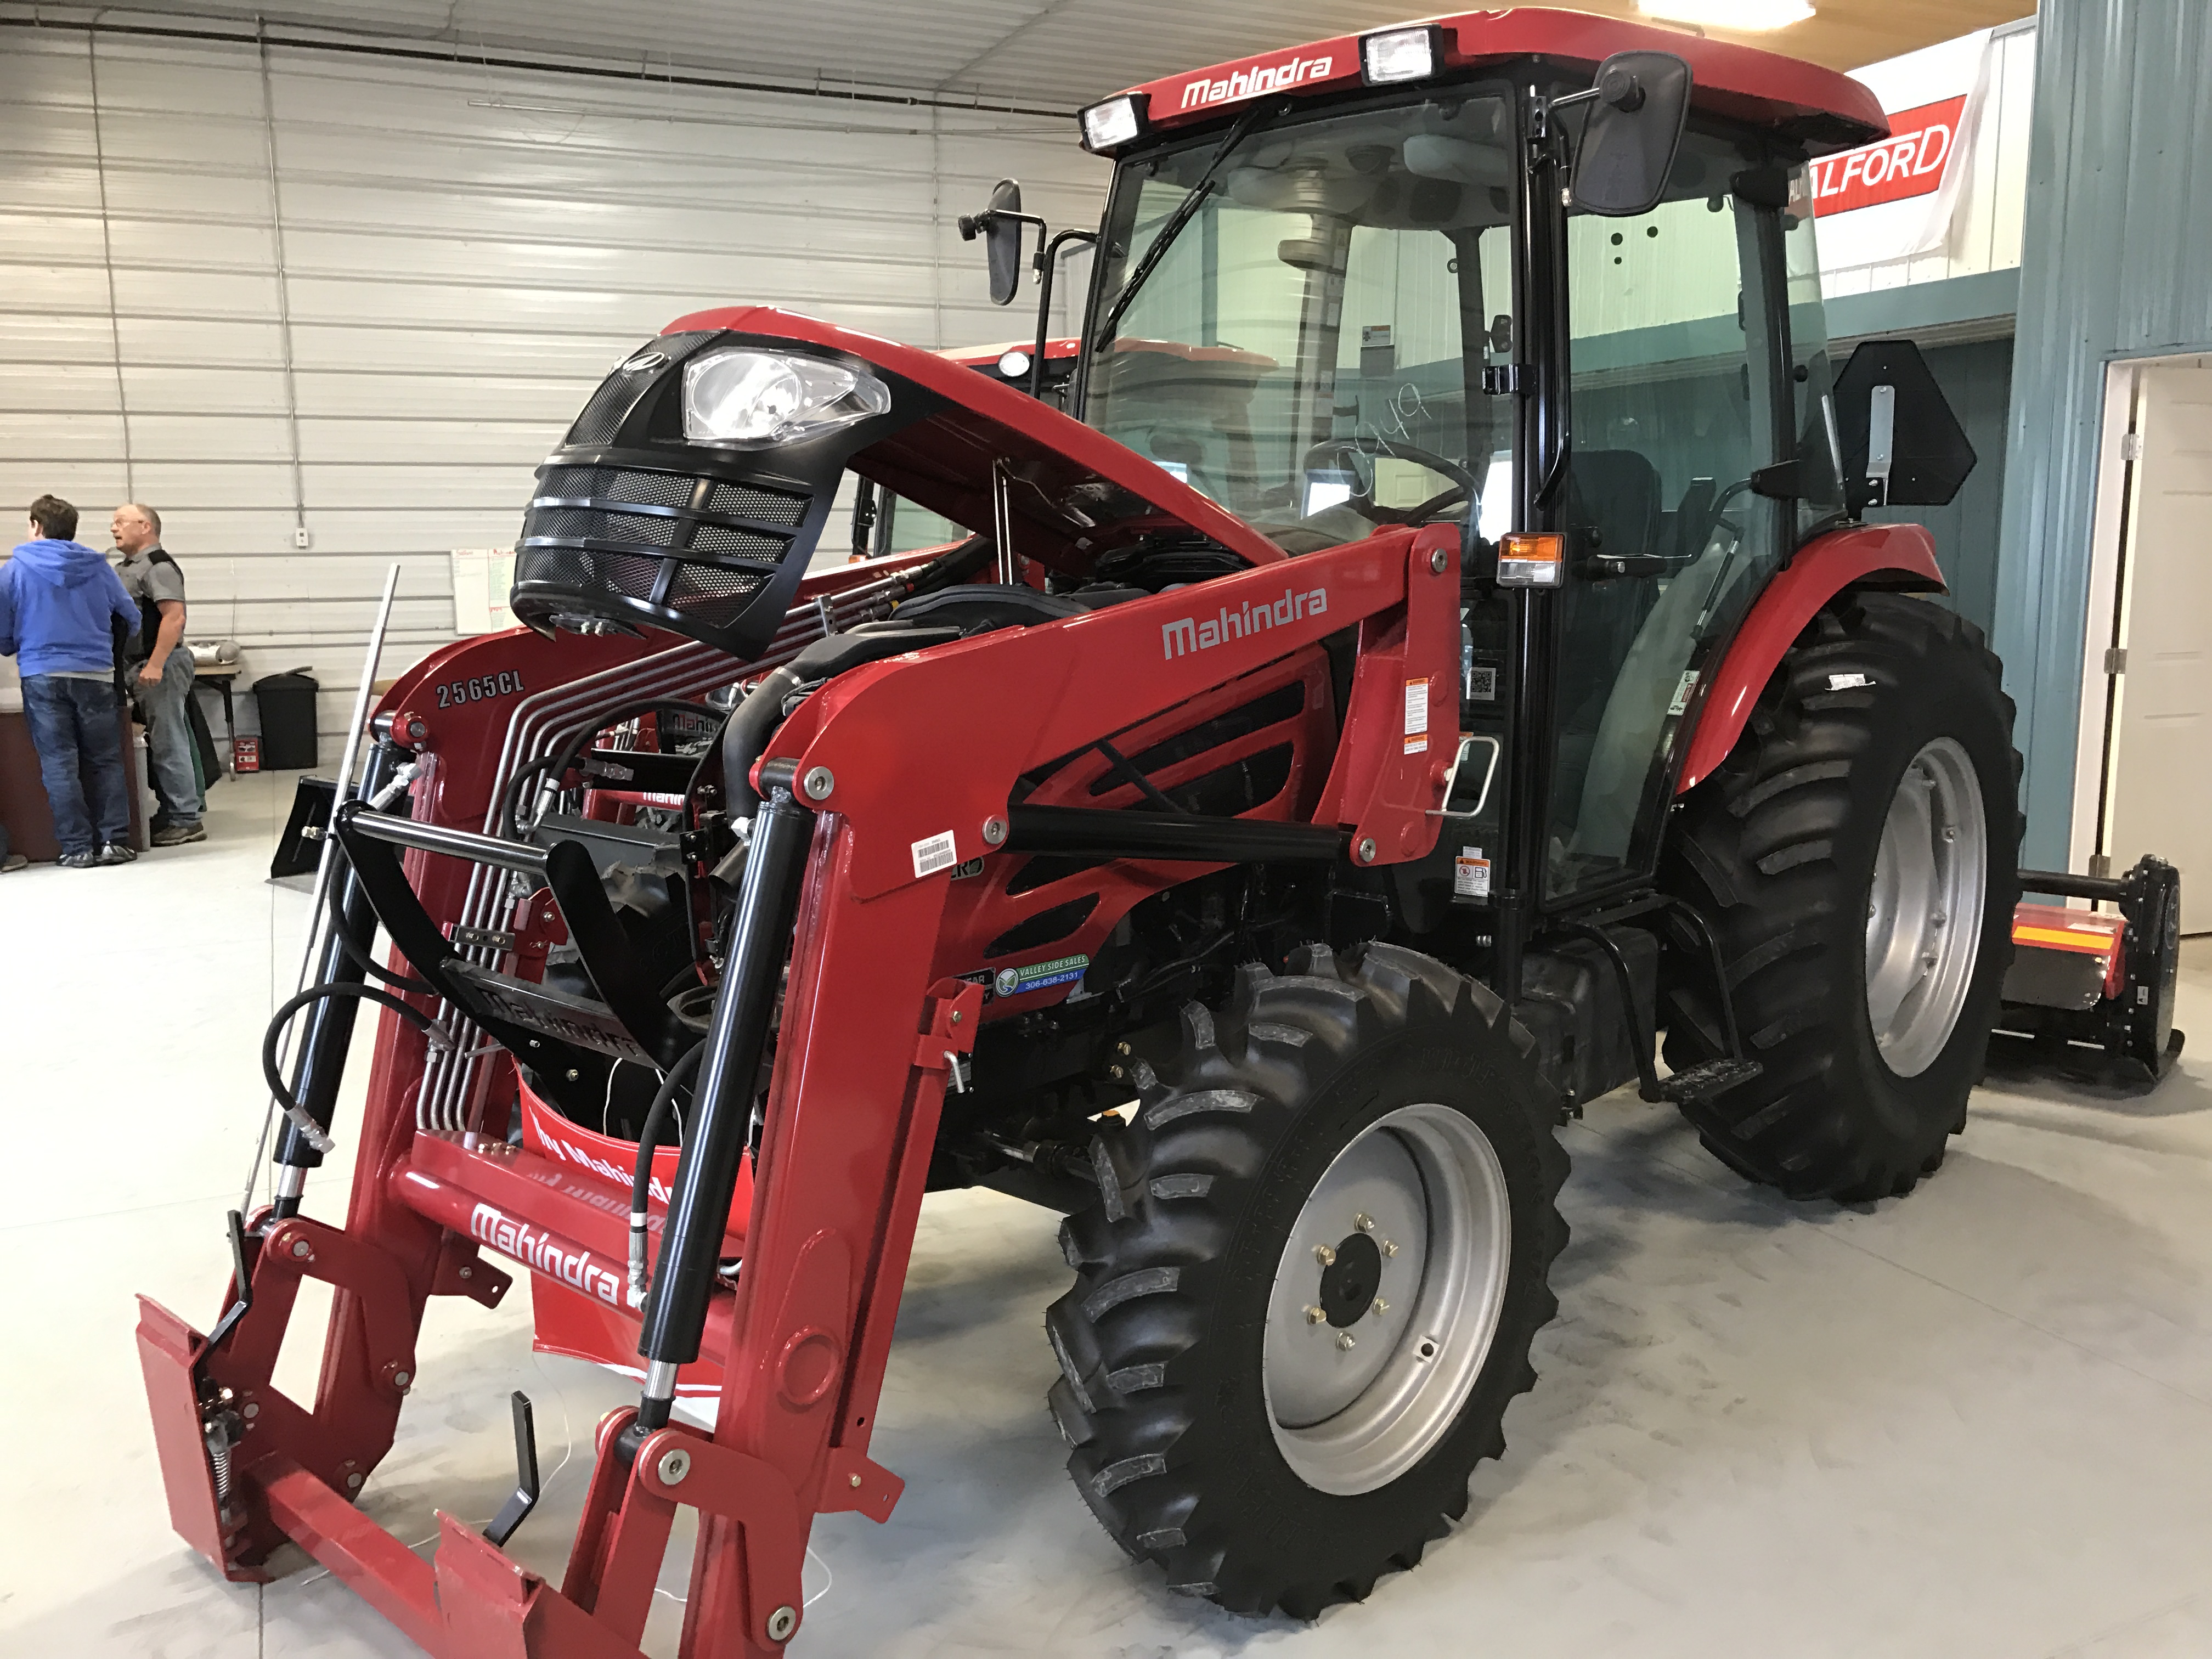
top-left (1112, 6), bottom-right (1886, 157)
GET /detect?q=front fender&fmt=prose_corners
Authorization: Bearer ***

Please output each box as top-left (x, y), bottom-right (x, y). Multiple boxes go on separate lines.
top-left (1675, 523), bottom-right (1945, 794)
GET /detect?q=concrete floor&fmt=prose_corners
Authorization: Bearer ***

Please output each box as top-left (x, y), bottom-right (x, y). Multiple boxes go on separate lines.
top-left (5, 769), bottom-right (2211, 1658)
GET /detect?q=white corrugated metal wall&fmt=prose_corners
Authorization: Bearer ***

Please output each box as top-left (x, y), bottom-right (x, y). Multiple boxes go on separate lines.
top-left (0, 22), bottom-right (1103, 756)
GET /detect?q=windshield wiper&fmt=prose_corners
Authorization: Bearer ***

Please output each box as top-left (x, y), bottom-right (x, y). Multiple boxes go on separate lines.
top-left (1091, 101), bottom-right (1277, 352)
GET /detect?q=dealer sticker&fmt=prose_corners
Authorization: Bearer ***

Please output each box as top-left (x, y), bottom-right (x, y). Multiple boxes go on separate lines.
top-left (990, 953), bottom-right (1090, 999)
top-left (1667, 669), bottom-right (1700, 717)
top-left (1453, 846), bottom-right (1491, 898)
top-left (911, 831), bottom-right (959, 878)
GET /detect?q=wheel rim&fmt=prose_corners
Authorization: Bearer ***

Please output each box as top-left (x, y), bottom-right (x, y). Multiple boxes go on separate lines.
top-left (1261, 1103), bottom-right (1511, 1496)
top-left (1864, 736), bottom-right (1987, 1078)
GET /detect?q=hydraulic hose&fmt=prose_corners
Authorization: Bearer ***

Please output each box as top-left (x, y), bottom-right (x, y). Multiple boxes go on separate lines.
top-left (262, 982), bottom-right (453, 1152)
top-left (895, 532), bottom-right (993, 600)
top-left (326, 922), bottom-right (433, 995)
top-left (628, 1041), bottom-right (707, 1296)
top-left (719, 664), bottom-right (805, 824)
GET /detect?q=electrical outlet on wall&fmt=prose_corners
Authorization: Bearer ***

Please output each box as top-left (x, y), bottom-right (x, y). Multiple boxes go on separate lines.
top-left (293, 526), bottom-right (312, 549)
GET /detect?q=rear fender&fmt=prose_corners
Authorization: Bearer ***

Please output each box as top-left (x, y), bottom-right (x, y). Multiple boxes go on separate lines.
top-left (1674, 522), bottom-right (1945, 794)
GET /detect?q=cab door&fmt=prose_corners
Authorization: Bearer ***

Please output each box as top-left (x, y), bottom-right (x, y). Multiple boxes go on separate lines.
top-left (1539, 136), bottom-right (1838, 905)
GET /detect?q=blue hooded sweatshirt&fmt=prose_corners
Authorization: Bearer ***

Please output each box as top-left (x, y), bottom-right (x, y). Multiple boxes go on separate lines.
top-left (0, 538), bottom-right (140, 678)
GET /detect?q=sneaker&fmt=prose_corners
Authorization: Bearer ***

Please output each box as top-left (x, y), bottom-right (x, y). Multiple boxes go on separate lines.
top-left (57, 850), bottom-right (99, 869)
top-left (1, 853), bottom-right (25, 873)
top-left (98, 842), bottom-right (138, 865)
top-left (151, 822), bottom-right (207, 847)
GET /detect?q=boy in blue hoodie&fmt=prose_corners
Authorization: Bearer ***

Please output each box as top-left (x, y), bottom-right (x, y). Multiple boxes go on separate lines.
top-left (0, 495), bottom-right (141, 867)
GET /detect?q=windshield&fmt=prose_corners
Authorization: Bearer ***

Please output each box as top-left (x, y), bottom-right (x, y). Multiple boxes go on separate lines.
top-left (1086, 94), bottom-right (1517, 555)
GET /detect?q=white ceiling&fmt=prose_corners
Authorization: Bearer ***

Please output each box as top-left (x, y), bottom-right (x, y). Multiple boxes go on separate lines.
top-left (111, 1), bottom-right (2034, 111)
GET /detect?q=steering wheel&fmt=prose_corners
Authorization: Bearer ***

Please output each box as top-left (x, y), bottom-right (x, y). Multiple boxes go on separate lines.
top-left (1301, 438), bottom-right (1482, 525)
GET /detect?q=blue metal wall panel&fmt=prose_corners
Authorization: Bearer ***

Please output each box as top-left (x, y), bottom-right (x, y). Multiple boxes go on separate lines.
top-left (1996, 0), bottom-right (2212, 866)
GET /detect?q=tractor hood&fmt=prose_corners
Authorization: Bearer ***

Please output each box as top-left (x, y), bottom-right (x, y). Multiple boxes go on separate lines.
top-left (510, 306), bottom-right (1282, 662)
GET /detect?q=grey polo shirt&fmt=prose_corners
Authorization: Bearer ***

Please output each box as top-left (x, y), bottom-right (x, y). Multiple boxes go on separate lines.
top-left (116, 544), bottom-right (186, 662)
top-left (117, 544), bottom-right (187, 608)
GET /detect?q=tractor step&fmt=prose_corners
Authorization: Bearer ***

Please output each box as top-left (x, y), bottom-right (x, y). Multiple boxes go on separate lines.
top-left (1655, 1057), bottom-right (1764, 1104)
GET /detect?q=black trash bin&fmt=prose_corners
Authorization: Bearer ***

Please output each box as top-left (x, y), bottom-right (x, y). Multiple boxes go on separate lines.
top-left (252, 668), bottom-right (320, 770)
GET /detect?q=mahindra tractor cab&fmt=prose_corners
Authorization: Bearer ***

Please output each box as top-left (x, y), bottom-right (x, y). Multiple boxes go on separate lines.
top-left (139, 10), bottom-right (2181, 1656)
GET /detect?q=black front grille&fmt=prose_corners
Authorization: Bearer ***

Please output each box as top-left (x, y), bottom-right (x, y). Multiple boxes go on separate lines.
top-left (609, 470), bottom-right (699, 508)
top-left (512, 326), bottom-right (888, 662)
top-left (706, 481), bottom-right (808, 526)
top-left (565, 376), bottom-right (646, 447)
top-left (664, 561), bottom-right (770, 624)
top-left (689, 524), bottom-right (785, 558)
top-left (520, 547), bottom-right (668, 604)
top-left (563, 331), bottom-right (719, 446)
top-left (527, 506), bottom-right (679, 548)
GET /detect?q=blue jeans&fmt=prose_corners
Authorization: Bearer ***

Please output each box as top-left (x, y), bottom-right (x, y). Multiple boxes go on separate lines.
top-left (20, 675), bottom-right (131, 856)
top-left (137, 648), bottom-right (202, 826)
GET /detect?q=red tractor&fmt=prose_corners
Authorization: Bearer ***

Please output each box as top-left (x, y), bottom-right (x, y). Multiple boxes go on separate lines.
top-left (138, 10), bottom-right (2181, 1657)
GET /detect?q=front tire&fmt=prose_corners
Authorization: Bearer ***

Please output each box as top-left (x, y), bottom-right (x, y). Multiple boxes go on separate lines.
top-left (1045, 942), bottom-right (1566, 1617)
top-left (1661, 591), bottom-right (2021, 1200)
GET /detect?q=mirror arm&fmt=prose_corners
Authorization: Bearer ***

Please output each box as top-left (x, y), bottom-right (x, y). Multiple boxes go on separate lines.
top-left (957, 206), bottom-right (1047, 242)
top-left (1030, 227), bottom-right (1098, 401)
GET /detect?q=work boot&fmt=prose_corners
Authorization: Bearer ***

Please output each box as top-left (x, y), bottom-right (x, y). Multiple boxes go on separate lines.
top-left (57, 850), bottom-right (100, 869)
top-left (98, 842), bottom-right (138, 865)
top-left (151, 821), bottom-right (207, 847)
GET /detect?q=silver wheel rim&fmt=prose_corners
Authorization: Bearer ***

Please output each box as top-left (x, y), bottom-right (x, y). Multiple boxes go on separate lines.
top-left (1261, 1103), bottom-right (1511, 1496)
top-left (1864, 736), bottom-right (1987, 1078)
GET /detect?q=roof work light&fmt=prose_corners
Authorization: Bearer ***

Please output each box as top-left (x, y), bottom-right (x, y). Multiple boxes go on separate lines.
top-left (1360, 25), bottom-right (1446, 86)
top-left (1079, 94), bottom-right (1148, 153)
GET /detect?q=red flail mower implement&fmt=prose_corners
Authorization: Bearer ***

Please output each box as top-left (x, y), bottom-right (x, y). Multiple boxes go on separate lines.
top-left (139, 10), bottom-right (2181, 1655)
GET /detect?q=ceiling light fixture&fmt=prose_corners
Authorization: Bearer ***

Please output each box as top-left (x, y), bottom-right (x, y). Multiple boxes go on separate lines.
top-left (1637, 0), bottom-right (1815, 29)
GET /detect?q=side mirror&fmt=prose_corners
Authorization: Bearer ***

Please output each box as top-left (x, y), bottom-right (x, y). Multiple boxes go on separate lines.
top-left (957, 178), bottom-right (1027, 307)
top-left (1568, 51), bottom-right (1692, 218)
top-left (1831, 338), bottom-right (1977, 511)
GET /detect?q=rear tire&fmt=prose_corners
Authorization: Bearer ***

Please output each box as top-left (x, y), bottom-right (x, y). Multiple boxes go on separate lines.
top-left (1045, 941), bottom-right (1566, 1617)
top-left (1661, 591), bottom-right (2021, 1201)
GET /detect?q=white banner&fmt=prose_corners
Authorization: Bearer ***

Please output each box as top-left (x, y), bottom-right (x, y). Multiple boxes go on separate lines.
top-left (1813, 29), bottom-right (1995, 274)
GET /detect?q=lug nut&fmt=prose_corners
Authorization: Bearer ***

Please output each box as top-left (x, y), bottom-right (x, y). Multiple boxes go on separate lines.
top-left (1372, 1297), bottom-right (1390, 1316)
top-left (1335, 1331), bottom-right (1356, 1352)
top-left (1313, 1244), bottom-right (1336, 1267)
top-left (849, 1472), bottom-right (862, 1488)
top-left (1382, 1239), bottom-right (1400, 1257)
top-left (1354, 1213), bottom-right (1374, 1232)
top-left (1305, 1305), bottom-right (1327, 1325)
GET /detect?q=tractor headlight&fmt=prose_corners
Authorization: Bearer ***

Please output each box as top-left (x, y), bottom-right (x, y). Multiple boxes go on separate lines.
top-left (681, 348), bottom-right (891, 449)
top-left (1361, 25), bottom-right (1443, 86)
top-left (1079, 94), bottom-right (1147, 154)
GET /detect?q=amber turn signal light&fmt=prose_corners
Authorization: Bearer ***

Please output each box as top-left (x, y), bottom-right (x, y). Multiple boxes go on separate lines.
top-left (1497, 532), bottom-right (1565, 587)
